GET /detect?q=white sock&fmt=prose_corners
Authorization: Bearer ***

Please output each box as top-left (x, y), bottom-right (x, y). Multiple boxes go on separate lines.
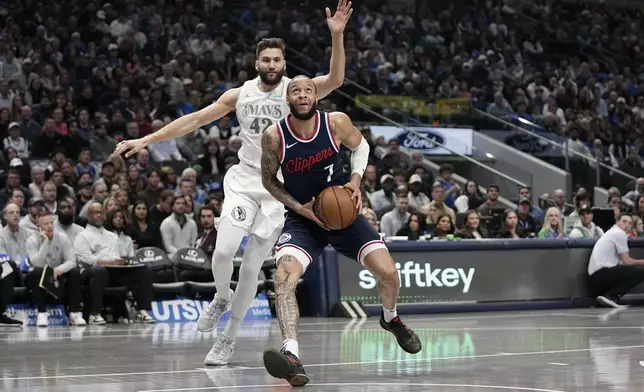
top-left (283, 339), bottom-right (299, 357)
top-left (383, 306), bottom-right (397, 322)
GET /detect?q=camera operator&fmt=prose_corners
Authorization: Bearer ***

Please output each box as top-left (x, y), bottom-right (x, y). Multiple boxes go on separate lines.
top-left (74, 203), bottom-right (155, 324)
top-left (25, 210), bottom-right (85, 327)
top-left (588, 214), bottom-right (644, 308)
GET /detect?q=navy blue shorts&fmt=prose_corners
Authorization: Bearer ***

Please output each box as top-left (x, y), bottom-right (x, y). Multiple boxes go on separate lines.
top-left (274, 214), bottom-right (387, 270)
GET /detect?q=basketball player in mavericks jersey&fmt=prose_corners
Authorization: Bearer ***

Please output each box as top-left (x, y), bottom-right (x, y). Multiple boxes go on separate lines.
top-left (260, 75), bottom-right (422, 386)
top-left (113, 1), bottom-right (353, 365)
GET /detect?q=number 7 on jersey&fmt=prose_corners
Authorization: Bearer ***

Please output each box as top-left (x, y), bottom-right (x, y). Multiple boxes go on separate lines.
top-left (324, 164), bottom-right (333, 183)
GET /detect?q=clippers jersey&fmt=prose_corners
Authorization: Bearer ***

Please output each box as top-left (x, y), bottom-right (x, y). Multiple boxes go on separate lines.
top-left (235, 76), bottom-right (291, 169)
top-left (276, 111), bottom-right (345, 212)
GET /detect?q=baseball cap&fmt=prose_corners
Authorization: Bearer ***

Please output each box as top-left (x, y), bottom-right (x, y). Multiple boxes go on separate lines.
top-left (8, 121), bottom-right (19, 130)
top-left (380, 174), bottom-right (394, 184)
top-left (579, 204), bottom-right (593, 214)
top-left (28, 198), bottom-right (45, 207)
top-left (408, 174), bottom-right (422, 184)
top-left (9, 158), bottom-right (23, 168)
top-left (518, 197), bottom-right (531, 206)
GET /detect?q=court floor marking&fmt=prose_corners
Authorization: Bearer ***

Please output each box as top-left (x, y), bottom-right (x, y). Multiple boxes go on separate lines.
top-left (2, 342), bottom-right (644, 381)
top-left (138, 382), bottom-right (566, 392)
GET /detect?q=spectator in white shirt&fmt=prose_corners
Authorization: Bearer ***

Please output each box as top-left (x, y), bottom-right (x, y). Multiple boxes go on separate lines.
top-left (19, 198), bottom-right (45, 237)
top-left (147, 119), bottom-right (184, 163)
top-left (588, 214), bottom-right (644, 308)
top-left (3, 122), bottom-right (29, 159)
top-left (160, 196), bottom-right (198, 259)
top-left (75, 203), bottom-right (155, 324)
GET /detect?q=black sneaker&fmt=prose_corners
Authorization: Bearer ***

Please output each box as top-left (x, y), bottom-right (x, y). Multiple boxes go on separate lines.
top-left (379, 311), bottom-right (422, 354)
top-left (0, 314), bottom-right (23, 327)
top-left (263, 348), bottom-right (310, 387)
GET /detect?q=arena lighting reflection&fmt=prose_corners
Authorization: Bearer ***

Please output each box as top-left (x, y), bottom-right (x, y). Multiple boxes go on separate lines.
top-left (339, 326), bottom-right (590, 371)
top-left (0, 320), bottom-right (273, 344)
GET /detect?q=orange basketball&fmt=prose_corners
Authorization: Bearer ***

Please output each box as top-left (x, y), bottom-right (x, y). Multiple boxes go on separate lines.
top-left (314, 186), bottom-right (357, 230)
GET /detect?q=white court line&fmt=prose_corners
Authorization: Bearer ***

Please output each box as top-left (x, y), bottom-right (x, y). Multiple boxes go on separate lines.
top-left (548, 363), bottom-right (569, 366)
top-left (137, 382), bottom-right (565, 392)
top-left (3, 343), bottom-right (644, 381)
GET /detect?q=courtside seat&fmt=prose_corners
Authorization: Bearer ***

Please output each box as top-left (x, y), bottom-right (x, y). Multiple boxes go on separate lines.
top-left (185, 281), bottom-right (216, 294)
top-left (104, 286), bottom-right (128, 296)
top-left (12, 286), bottom-right (28, 298)
top-left (153, 282), bottom-right (186, 295)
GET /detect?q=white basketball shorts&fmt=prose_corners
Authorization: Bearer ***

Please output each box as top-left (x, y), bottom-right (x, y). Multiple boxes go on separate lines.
top-left (219, 163), bottom-right (285, 239)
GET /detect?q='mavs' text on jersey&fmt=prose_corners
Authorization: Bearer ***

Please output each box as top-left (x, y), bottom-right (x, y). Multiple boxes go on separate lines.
top-left (241, 104), bottom-right (284, 119)
top-left (285, 146), bottom-right (335, 174)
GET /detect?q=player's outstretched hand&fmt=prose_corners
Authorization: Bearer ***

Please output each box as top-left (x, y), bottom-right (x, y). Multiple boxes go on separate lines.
top-left (326, 0), bottom-right (353, 35)
top-left (298, 198), bottom-right (329, 231)
top-left (114, 138), bottom-right (149, 158)
top-left (342, 182), bottom-right (362, 212)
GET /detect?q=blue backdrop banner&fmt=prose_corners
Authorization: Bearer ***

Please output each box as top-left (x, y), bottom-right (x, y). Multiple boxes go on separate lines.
top-left (149, 293), bottom-right (272, 323)
top-left (6, 304), bottom-right (69, 326)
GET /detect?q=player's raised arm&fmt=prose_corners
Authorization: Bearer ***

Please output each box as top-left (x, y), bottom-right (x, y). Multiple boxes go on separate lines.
top-left (312, 0), bottom-right (353, 99)
top-left (114, 87), bottom-right (240, 157)
top-left (330, 111), bottom-right (369, 210)
top-left (261, 126), bottom-right (328, 229)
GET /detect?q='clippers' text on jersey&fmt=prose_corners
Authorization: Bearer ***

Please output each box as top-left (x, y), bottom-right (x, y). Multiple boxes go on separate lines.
top-left (277, 111), bottom-right (344, 211)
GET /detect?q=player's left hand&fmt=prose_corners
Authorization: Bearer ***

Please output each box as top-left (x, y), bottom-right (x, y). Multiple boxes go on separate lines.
top-left (342, 182), bottom-right (362, 212)
top-left (326, 0), bottom-right (353, 35)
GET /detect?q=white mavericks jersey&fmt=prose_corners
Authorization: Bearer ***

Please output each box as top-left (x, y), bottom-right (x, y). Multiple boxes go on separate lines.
top-left (235, 76), bottom-right (291, 169)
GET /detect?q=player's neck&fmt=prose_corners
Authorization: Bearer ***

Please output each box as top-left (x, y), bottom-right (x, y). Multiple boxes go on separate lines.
top-left (289, 114), bottom-right (318, 137)
top-left (257, 80), bottom-right (280, 93)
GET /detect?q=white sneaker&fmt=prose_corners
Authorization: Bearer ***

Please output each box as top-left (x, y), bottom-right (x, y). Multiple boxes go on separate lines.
top-left (204, 335), bottom-right (236, 365)
top-left (597, 296), bottom-right (629, 309)
top-left (69, 312), bottom-right (87, 326)
top-left (198, 289), bottom-right (233, 332)
top-left (135, 310), bottom-right (156, 324)
top-left (36, 312), bottom-right (48, 327)
top-left (89, 314), bottom-right (107, 325)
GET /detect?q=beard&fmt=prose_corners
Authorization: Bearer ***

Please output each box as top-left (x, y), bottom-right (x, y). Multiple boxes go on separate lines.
top-left (258, 68), bottom-right (285, 86)
top-left (57, 213), bottom-right (74, 226)
top-left (289, 101), bottom-right (317, 120)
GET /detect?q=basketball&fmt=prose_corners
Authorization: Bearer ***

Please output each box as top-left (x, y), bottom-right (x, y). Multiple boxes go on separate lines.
top-left (314, 186), bottom-right (357, 230)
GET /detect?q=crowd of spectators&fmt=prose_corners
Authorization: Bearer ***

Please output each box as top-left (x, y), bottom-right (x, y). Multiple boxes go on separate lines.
top-left (1, 0), bottom-right (644, 325)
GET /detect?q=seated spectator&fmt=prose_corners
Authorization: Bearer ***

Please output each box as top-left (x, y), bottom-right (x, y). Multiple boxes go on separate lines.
top-left (105, 210), bottom-right (134, 259)
top-left (420, 202), bottom-right (440, 233)
top-left (396, 212), bottom-right (427, 240)
top-left (79, 182), bottom-right (108, 219)
top-left (564, 192), bottom-right (593, 234)
top-left (537, 207), bottom-right (567, 239)
top-left (127, 201), bottom-right (163, 249)
top-left (103, 196), bottom-right (119, 215)
top-left (453, 181), bottom-right (485, 213)
top-left (369, 174), bottom-right (396, 218)
top-left (4, 122), bottom-right (30, 159)
top-left (0, 169), bottom-right (32, 207)
top-left (9, 188), bottom-right (27, 216)
top-left (41, 181), bottom-right (57, 213)
top-left (178, 205), bottom-right (218, 282)
top-left (74, 203), bottom-right (155, 324)
top-left (147, 120), bottom-right (184, 163)
top-left (519, 186), bottom-right (544, 225)
top-left (477, 184), bottom-right (505, 213)
top-left (497, 209), bottom-right (525, 239)
top-left (0, 249), bottom-right (21, 326)
top-left (406, 174), bottom-right (430, 212)
top-left (429, 183), bottom-right (456, 221)
top-left (455, 210), bottom-right (489, 239)
top-left (634, 195), bottom-right (644, 222)
top-left (75, 148), bottom-right (98, 180)
top-left (139, 169), bottom-right (165, 207)
top-left (552, 189), bottom-right (574, 216)
top-left (361, 165), bottom-right (378, 194)
top-left (436, 164), bottom-right (460, 209)
top-left (361, 208), bottom-right (379, 232)
top-left (25, 211), bottom-right (85, 327)
top-left (569, 204), bottom-right (605, 240)
top-left (380, 194), bottom-right (410, 237)
top-left (588, 214), bottom-right (644, 308)
top-left (149, 189), bottom-right (175, 224)
top-left (0, 202), bottom-right (30, 262)
top-left (516, 198), bottom-right (538, 238)
top-left (55, 197), bottom-right (84, 245)
top-left (629, 216), bottom-right (644, 238)
top-left (160, 196), bottom-right (198, 259)
top-left (28, 167), bottom-right (45, 200)
top-left (432, 214), bottom-right (456, 240)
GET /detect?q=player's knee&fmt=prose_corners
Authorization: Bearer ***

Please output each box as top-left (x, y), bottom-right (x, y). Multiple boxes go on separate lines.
top-left (275, 255), bottom-right (304, 282)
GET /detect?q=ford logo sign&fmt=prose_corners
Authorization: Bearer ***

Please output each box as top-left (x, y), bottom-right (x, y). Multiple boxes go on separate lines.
top-left (397, 131), bottom-right (444, 151)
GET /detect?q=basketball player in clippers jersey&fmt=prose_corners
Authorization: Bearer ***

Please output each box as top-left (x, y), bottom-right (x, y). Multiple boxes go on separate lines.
top-left (114, 1), bottom-right (353, 366)
top-left (260, 75), bottom-right (422, 387)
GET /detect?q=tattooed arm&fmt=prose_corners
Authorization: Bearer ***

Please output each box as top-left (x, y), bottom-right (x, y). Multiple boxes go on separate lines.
top-left (261, 126), bottom-right (328, 228)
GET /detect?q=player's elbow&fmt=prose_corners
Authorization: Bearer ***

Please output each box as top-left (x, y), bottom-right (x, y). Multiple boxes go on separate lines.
top-left (329, 76), bottom-right (344, 89)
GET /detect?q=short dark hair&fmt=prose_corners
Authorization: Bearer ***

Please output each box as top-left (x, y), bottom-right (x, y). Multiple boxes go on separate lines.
top-left (200, 205), bottom-right (216, 216)
top-left (439, 164), bottom-right (453, 175)
top-left (287, 75), bottom-right (316, 93)
top-left (256, 38), bottom-right (285, 58)
top-left (487, 184), bottom-right (500, 192)
top-left (159, 189), bottom-right (175, 202)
